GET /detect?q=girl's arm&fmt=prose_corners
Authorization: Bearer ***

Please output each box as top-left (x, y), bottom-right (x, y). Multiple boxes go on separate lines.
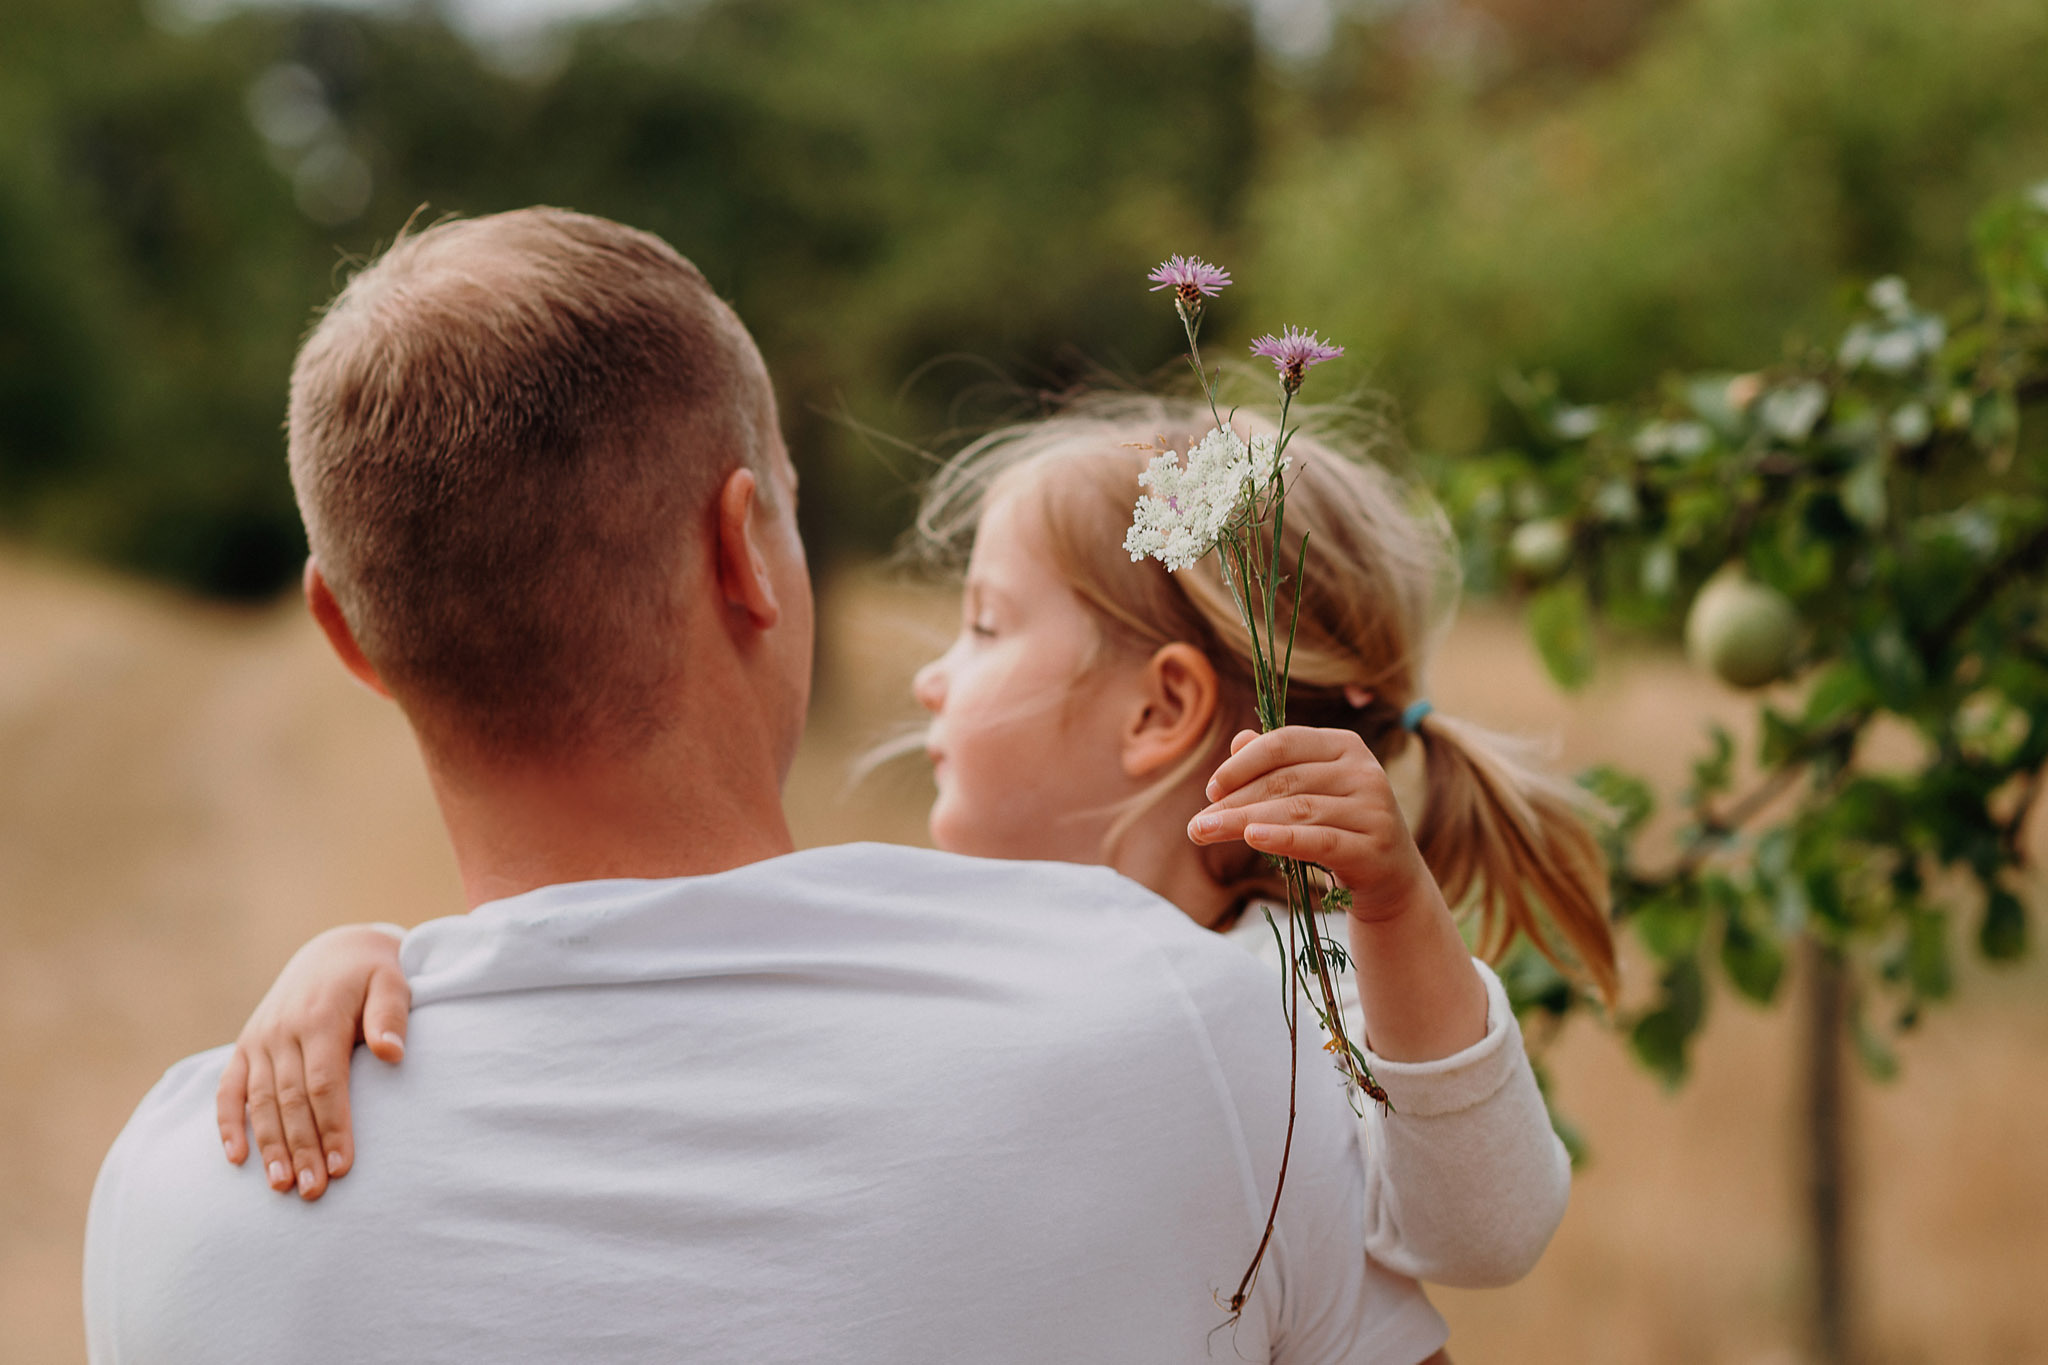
top-left (1352, 957), bottom-right (1571, 1286)
top-left (215, 924), bottom-right (412, 1201)
top-left (1191, 726), bottom-right (1569, 1287)
top-left (1189, 726), bottom-right (1487, 1059)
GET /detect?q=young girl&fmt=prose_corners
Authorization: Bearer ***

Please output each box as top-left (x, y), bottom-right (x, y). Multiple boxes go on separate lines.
top-left (218, 395), bottom-right (1618, 1355)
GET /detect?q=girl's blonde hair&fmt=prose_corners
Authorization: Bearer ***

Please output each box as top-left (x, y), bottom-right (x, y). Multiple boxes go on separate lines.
top-left (915, 394), bottom-right (1619, 1007)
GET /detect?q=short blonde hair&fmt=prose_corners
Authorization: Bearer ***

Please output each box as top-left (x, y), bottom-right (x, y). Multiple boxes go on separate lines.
top-left (288, 207), bottom-right (776, 759)
top-left (916, 395), bottom-right (1619, 1005)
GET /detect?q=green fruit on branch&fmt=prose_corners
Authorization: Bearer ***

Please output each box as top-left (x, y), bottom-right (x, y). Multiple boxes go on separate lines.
top-left (1508, 518), bottom-right (1574, 579)
top-left (1685, 567), bottom-right (1799, 688)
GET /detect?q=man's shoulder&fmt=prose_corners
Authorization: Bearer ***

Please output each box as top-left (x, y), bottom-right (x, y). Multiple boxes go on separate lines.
top-left (91, 1043), bottom-right (277, 1228)
top-left (726, 842), bottom-right (1171, 920)
top-left (85, 1044), bottom-right (290, 1357)
top-left (401, 844), bottom-right (1271, 1011)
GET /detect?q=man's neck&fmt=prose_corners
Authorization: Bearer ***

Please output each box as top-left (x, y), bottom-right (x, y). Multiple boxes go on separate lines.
top-left (423, 732), bottom-right (796, 908)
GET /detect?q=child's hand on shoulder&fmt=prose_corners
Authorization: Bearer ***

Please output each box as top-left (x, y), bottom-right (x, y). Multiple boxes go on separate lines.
top-left (1187, 726), bottom-right (1441, 924)
top-left (215, 923), bottom-right (411, 1201)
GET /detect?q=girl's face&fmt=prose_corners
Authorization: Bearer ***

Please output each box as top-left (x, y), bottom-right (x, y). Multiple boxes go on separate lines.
top-left (912, 488), bottom-right (1142, 864)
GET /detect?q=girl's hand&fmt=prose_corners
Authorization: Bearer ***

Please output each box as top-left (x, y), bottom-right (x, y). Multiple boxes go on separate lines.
top-left (1189, 726), bottom-right (1488, 1062)
top-left (1187, 726), bottom-right (1435, 923)
top-left (215, 924), bottom-right (411, 1201)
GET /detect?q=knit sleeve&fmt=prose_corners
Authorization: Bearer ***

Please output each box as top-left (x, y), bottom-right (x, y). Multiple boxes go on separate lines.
top-left (1351, 958), bottom-right (1572, 1287)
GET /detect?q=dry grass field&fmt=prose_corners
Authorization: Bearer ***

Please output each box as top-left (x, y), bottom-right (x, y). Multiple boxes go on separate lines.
top-left (3, 550), bottom-right (2044, 1363)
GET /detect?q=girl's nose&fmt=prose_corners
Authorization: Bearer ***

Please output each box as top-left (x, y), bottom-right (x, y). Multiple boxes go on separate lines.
top-left (911, 657), bottom-right (946, 713)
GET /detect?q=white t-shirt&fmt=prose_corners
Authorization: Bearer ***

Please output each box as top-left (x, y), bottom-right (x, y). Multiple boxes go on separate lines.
top-left (85, 845), bottom-right (1449, 1365)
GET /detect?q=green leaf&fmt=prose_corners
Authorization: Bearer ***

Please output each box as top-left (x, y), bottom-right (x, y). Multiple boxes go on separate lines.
top-left (1640, 540), bottom-right (1678, 599)
top-left (1972, 388), bottom-right (2020, 457)
top-left (1580, 764), bottom-right (1655, 836)
top-left (1907, 909), bottom-right (1953, 1000)
top-left (1720, 910), bottom-right (1786, 1004)
top-left (1592, 479), bottom-right (1640, 525)
top-left (1753, 827), bottom-right (1812, 938)
top-left (1973, 195), bottom-right (2048, 323)
top-left (1841, 454), bottom-right (1888, 529)
top-left (1802, 491), bottom-right (1860, 544)
top-left (1759, 707), bottom-right (1805, 768)
top-left (1804, 865), bottom-right (1851, 934)
top-left (1628, 954), bottom-right (1705, 1089)
top-left (1684, 374), bottom-right (1750, 438)
top-left (1750, 521), bottom-right (1834, 597)
top-left (1500, 942), bottom-right (1574, 1019)
top-left (1981, 889), bottom-right (2029, 961)
top-left (1689, 724), bottom-right (1735, 800)
top-left (1632, 893), bottom-right (1705, 962)
top-left (1760, 381), bottom-right (1828, 444)
top-left (1803, 663), bottom-right (1873, 727)
top-left (1853, 620), bottom-right (1928, 711)
top-left (1528, 580), bottom-right (1596, 691)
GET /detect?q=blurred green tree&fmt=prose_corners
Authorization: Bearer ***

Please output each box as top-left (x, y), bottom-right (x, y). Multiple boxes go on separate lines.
top-left (0, 0), bottom-right (1259, 595)
top-left (1448, 183), bottom-right (2048, 1364)
top-left (1255, 0), bottom-right (2048, 457)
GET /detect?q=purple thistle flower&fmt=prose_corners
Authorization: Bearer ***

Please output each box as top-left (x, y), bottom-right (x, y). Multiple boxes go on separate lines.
top-left (1250, 327), bottom-right (1344, 395)
top-left (1147, 255), bottom-right (1232, 314)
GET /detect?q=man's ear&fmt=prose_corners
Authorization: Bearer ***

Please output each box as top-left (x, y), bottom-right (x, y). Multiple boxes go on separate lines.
top-left (1122, 642), bottom-right (1219, 778)
top-left (304, 559), bottom-right (391, 699)
top-left (715, 467), bottom-right (780, 630)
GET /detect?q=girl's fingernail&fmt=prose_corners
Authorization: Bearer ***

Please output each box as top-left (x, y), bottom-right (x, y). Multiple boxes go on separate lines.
top-left (268, 1161), bottom-right (289, 1187)
top-left (379, 1031), bottom-right (405, 1056)
top-left (1191, 815), bottom-right (1216, 836)
top-left (297, 1168), bottom-right (316, 1195)
top-left (327, 1150), bottom-right (345, 1175)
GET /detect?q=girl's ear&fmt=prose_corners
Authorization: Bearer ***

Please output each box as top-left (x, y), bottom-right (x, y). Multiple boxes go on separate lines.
top-left (1122, 642), bottom-right (1219, 778)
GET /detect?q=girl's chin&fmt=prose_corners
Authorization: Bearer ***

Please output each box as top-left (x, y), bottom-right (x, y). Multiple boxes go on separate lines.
top-left (926, 806), bottom-right (971, 856)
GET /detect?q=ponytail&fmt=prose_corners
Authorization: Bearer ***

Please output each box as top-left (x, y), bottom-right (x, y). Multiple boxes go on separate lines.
top-left (1409, 710), bottom-right (1620, 1009)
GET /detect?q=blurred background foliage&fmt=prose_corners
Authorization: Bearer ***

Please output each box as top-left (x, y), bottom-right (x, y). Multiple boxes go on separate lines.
top-left (5, 0), bottom-right (2048, 600)
top-left (9, 7), bottom-right (2047, 1357)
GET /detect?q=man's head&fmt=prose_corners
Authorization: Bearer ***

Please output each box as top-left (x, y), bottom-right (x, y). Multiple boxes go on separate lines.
top-left (287, 207), bottom-right (807, 770)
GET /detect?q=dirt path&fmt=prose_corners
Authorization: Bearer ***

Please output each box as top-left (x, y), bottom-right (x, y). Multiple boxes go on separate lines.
top-left (4, 556), bottom-right (2042, 1363)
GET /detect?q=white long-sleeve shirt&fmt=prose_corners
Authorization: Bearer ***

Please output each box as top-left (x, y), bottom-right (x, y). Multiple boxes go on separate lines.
top-left (1225, 909), bottom-right (1572, 1289)
top-left (88, 846), bottom-right (1452, 1365)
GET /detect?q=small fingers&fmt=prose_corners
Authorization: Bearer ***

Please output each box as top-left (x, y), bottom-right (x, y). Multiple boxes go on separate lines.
top-left (1240, 820), bottom-right (1348, 864)
top-left (1206, 726), bottom-right (1367, 802)
top-left (244, 1052), bottom-right (295, 1194)
top-left (1201, 758), bottom-right (1358, 816)
top-left (270, 1047), bottom-right (330, 1201)
top-left (300, 1032), bottom-right (356, 1183)
top-left (216, 1048), bottom-right (251, 1165)
top-left (362, 964), bottom-right (412, 1066)
top-left (1189, 793), bottom-right (1348, 847)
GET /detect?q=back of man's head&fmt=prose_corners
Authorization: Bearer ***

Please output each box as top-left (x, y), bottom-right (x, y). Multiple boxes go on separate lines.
top-left (287, 207), bottom-right (775, 761)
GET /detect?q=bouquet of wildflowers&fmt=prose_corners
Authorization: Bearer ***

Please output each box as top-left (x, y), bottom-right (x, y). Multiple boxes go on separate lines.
top-left (1127, 256), bottom-right (1382, 1315)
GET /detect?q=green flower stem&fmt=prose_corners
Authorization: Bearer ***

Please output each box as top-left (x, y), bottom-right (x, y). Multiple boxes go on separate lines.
top-left (1179, 304), bottom-right (1225, 432)
top-left (1157, 301), bottom-right (1379, 1320)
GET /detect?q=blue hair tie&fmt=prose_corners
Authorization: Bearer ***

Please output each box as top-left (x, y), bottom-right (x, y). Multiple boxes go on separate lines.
top-left (1400, 698), bottom-right (1434, 732)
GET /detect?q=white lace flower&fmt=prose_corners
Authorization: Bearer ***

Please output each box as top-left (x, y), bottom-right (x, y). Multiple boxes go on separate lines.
top-left (1124, 425), bottom-right (1277, 572)
top-left (1247, 431), bottom-right (1287, 485)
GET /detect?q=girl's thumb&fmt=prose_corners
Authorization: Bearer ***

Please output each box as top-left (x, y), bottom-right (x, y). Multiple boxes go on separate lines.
top-left (363, 965), bottom-right (413, 1064)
